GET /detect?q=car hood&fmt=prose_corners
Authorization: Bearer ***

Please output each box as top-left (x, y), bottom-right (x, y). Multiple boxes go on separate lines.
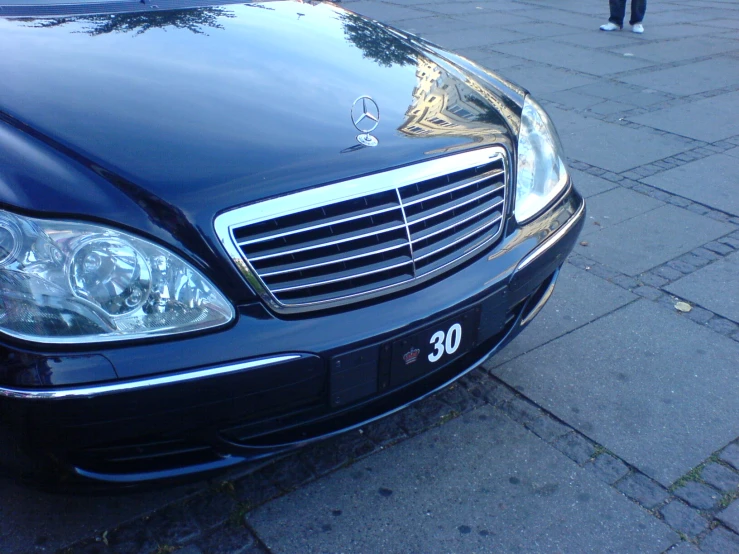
top-left (0, 1), bottom-right (523, 267)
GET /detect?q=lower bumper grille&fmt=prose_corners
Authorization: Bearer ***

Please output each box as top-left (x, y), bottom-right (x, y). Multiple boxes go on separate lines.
top-left (215, 147), bottom-right (509, 313)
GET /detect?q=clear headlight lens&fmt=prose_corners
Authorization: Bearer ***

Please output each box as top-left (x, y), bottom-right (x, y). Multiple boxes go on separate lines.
top-left (515, 96), bottom-right (569, 223)
top-left (0, 210), bottom-right (234, 344)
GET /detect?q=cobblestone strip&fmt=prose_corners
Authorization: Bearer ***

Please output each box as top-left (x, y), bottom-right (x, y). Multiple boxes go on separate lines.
top-left (567, 226), bottom-right (739, 343)
top-left (461, 372), bottom-right (739, 551)
top-left (568, 135), bottom-right (739, 229)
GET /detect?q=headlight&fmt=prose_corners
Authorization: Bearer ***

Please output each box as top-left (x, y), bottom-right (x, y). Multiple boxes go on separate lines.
top-left (0, 210), bottom-right (234, 344)
top-left (515, 96), bottom-right (569, 223)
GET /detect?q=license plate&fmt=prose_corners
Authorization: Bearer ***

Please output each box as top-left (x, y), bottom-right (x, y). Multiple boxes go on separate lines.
top-left (389, 307), bottom-right (481, 388)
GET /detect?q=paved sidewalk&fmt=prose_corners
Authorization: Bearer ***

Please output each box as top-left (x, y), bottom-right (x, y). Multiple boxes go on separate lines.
top-left (4, 0), bottom-right (739, 553)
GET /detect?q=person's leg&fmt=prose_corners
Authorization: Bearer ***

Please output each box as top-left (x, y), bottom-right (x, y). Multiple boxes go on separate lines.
top-left (609, 0), bottom-right (627, 26)
top-left (630, 0), bottom-right (647, 24)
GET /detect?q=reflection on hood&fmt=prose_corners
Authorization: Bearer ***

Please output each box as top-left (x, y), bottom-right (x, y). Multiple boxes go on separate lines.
top-left (340, 12), bottom-right (417, 68)
top-left (27, 6), bottom-right (237, 36)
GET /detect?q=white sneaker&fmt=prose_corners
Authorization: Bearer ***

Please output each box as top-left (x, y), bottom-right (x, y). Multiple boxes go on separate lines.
top-left (632, 23), bottom-right (644, 33)
top-left (599, 22), bottom-right (621, 31)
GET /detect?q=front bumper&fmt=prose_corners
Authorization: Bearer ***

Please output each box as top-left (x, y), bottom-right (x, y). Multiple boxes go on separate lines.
top-left (0, 187), bottom-right (584, 486)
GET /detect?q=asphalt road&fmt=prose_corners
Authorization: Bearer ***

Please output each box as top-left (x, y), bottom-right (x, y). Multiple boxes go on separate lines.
top-left (2, 0), bottom-right (739, 552)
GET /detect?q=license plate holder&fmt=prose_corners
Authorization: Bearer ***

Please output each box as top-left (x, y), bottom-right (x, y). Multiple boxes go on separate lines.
top-left (388, 307), bottom-right (481, 389)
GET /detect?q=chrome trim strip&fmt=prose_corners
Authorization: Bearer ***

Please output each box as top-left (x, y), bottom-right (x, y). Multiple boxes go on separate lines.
top-left (520, 270), bottom-right (559, 326)
top-left (413, 216), bottom-right (502, 261)
top-left (259, 241), bottom-right (409, 278)
top-left (214, 146), bottom-right (509, 314)
top-left (247, 222), bottom-right (407, 262)
top-left (516, 199), bottom-right (586, 272)
top-left (395, 188), bottom-right (417, 278)
top-left (405, 185), bottom-right (503, 226)
top-left (0, 355), bottom-right (301, 400)
top-left (238, 203), bottom-right (401, 247)
top-left (217, 149), bottom-right (504, 230)
top-left (401, 169), bottom-right (504, 208)
top-left (270, 259), bottom-right (413, 293)
top-left (410, 200), bottom-right (503, 243)
top-left (74, 455), bottom-right (247, 484)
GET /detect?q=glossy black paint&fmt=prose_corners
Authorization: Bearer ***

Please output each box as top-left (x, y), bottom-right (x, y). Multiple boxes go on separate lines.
top-left (0, 1), bottom-right (524, 298)
top-left (0, 0), bottom-right (583, 485)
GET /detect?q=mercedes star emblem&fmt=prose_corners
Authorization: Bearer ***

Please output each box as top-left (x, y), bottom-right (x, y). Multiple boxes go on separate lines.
top-left (351, 96), bottom-right (380, 147)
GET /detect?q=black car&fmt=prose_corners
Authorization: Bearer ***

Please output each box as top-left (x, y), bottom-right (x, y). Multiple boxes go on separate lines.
top-left (0, 0), bottom-right (584, 486)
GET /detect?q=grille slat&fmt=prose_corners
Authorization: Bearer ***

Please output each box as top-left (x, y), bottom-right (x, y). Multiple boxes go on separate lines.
top-left (410, 199), bottom-right (504, 245)
top-left (215, 147), bottom-right (508, 312)
top-left (408, 185), bottom-right (503, 232)
top-left (247, 220), bottom-right (407, 262)
top-left (237, 201), bottom-right (401, 247)
top-left (414, 215), bottom-right (503, 263)
top-left (400, 167), bottom-right (504, 208)
top-left (269, 258), bottom-right (414, 293)
top-left (259, 240), bottom-right (410, 278)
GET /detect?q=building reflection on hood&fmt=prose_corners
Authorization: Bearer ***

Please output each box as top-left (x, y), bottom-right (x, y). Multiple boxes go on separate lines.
top-left (399, 57), bottom-right (513, 153)
top-left (339, 12), bottom-right (513, 149)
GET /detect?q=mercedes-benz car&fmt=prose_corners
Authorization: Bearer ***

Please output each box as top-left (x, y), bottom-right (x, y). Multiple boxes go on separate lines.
top-left (0, 0), bottom-right (584, 486)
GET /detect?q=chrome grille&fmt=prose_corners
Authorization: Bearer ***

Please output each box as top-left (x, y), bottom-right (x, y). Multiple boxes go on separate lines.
top-left (215, 147), bottom-right (508, 313)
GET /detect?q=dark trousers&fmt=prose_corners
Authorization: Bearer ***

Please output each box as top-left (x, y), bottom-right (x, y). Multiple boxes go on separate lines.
top-left (609, 0), bottom-right (647, 26)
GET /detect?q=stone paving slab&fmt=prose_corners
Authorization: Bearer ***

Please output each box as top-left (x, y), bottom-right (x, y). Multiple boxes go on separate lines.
top-left (420, 26), bottom-right (528, 50)
top-left (549, 119), bottom-right (691, 173)
top-left (490, 300), bottom-right (739, 487)
top-left (486, 263), bottom-right (636, 368)
top-left (579, 187), bottom-right (664, 236)
top-left (700, 18), bottom-right (739, 30)
top-left (393, 15), bottom-right (483, 36)
top-left (553, 30), bottom-right (643, 49)
top-left (452, 48), bottom-right (524, 71)
top-left (568, 168), bottom-right (618, 198)
top-left (490, 39), bottom-right (655, 76)
top-left (541, 89), bottom-right (614, 111)
top-left (510, 21), bottom-right (587, 38)
top-left (607, 35), bottom-right (739, 63)
top-left (643, 153), bottom-right (739, 216)
top-left (247, 407), bottom-right (678, 554)
top-left (617, 57), bottom-right (739, 95)
top-left (666, 252), bottom-right (739, 323)
top-left (515, 8), bottom-right (603, 29)
top-left (569, 80), bottom-right (648, 101)
top-left (573, 204), bottom-right (735, 276)
top-left (542, 105), bottom-right (601, 146)
top-left (630, 91), bottom-right (739, 143)
top-left (495, 64), bottom-right (598, 95)
top-left (342, 1), bottom-right (428, 22)
top-left (621, 22), bottom-right (725, 40)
